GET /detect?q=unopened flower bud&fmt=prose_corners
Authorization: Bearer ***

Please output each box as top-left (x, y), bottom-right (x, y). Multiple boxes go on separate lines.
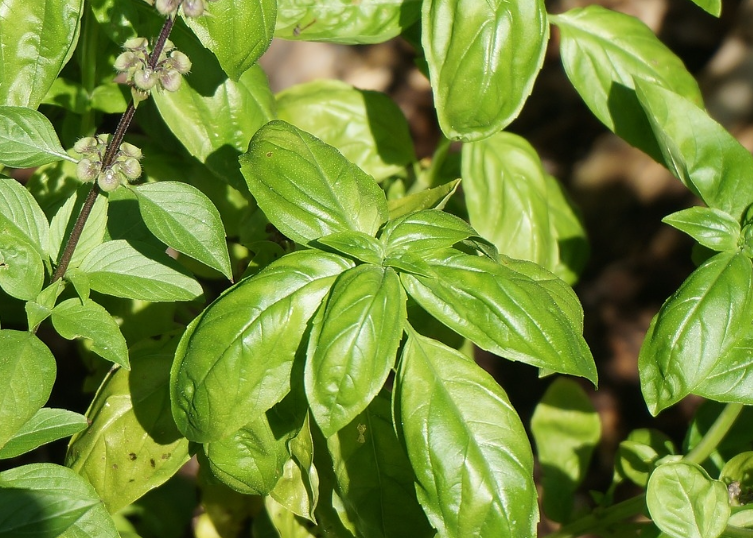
top-left (169, 50), bottom-right (191, 74)
top-left (119, 142), bottom-right (143, 160)
top-left (97, 167), bottom-right (121, 192)
top-left (159, 69), bottom-right (182, 92)
top-left (120, 157), bottom-right (142, 180)
top-left (77, 158), bottom-right (101, 182)
top-left (182, 0), bottom-right (205, 18)
top-left (124, 37), bottom-right (149, 51)
top-left (114, 51), bottom-right (140, 72)
top-left (156, 0), bottom-right (181, 15)
top-left (73, 137), bottom-right (98, 155)
top-left (134, 68), bottom-right (158, 91)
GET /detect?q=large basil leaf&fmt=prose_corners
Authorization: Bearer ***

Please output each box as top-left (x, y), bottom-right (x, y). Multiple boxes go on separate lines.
top-left (694, 325), bottom-right (753, 404)
top-left (275, 0), bottom-right (421, 44)
top-left (550, 6), bottom-right (702, 162)
top-left (0, 331), bottom-right (56, 450)
top-left (171, 250), bottom-right (353, 442)
top-left (276, 80), bottom-right (415, 181)
top-left (423, 0), bottom-right (547, 141)
top-left (65, 339), bottom-right (190, 513)
top-left (241, 121), bottom-right (389, 246)
top-left (400, 250), bottom-right (596, 383)
top-left (0, 107), bottom-right (76, 168)
top-left (183, 0), bottom-right (276, 80)
top-left (0, 408), bottom-right (87, 460)
top-left (0, 464), bottom-right (118, 538)
top-left (639, 252), bottom-right (753, 415)
top-left (0, 0), bottom-right (83, 108)
top-left (327, 390), bottom-right (433, 538)
top-left (306, 265), bottom-right (405, 437)
top-left (132, 181), bottom-right (232, 280)
top-left (0, 221), bottom-right (44, 301)
top-left (48, 183), bottom-right (108, 270)
top-left (462, 131), bottom-right (557, 270)
top-left (0, 176), bottom-right (50, 258)
top-left (635, 79), bottom-right (753, 221)
top-left (396, 329), bottom-right (538, 537)
top-left (77, 240), bottom-right (203, 302)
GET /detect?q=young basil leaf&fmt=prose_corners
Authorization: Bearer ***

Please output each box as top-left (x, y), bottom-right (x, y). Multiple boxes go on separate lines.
top-left (423, 0), bottom-right (547, 141)
top-left (0, 408), bottom-right (87, 460)
top-left (720, 452), bottom-right (753, 502)
top-left (380, 209), bottom-right (479, 256)
top-left (396, 329), bottom-right (538, 537)
top-left (48, 183), bottom-right (108, 269)
top-left (65, 338), bottom-right (190, 513)
top-left (0, 463), bottom-right (118, 538)
top-left (171, 251), bottom-right (353, 442)
top-left (545, 174), bottom-right (589, 285)
top-left (550, 6), bottom-right (702, 162)
top-left (646, 461), bottom-right (729, 538)
top-left (400, 250), bottom-right (597, 384)
top-left (183, 0), bottom-right (276, 80)
top-left (132, 181), bottom-right (232, 280)
top-left (639, 252), bottom-right (753, 415)
top-left (326, 390), bottom-right (434, 538)
top-left (25, 280), bottom-right (65, 332)
top-left (50, 298), bottom-right (129, 370)
top-left (0, 176), bottom-right (50, 258)
top-left (693, 324), bottom-right (753, 404)
top-left (276, 80), bottom-right (416, 181)
top-left (0, 222), bottom-right (44, 301)
top-left (0, 331), bottom-right (56, 450)
top-left (306, 265), bottom-right (405, 437)
top-left (78, 240), bottom-right (204, 302)
top-left (315, 231), bottom-right (385, 265)
top-left (462, 132), bottom-right (558, 271)
top-left (662, 207), bottom-right (741, 252)
top-left (0, 0), bottom-right (83, 108)
top-left (386, 178), bottom-right (460, 220)
top-left (531, 378), bottom-right (600, 523)
top-left (615, 429), bottom-right (676, 488)
top-left (0, 107), bottom-right (77, 168)
top-left (635, 79), bottom-right (753, 221)
top-left (241, 121), bottom-right (389, 246)
top-left (275, 0), bottom-right (421, 43)
top-left (153, 65), bottom-right (275, 195)
top-left (689, 0), bottom-right (721, 16)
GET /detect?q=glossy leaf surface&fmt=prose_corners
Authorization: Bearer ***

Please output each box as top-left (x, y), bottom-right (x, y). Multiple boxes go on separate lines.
top-left (275, 0), bottom-right (421, 43)
top-left (276, 80), bottom-right (415, 181)
top-left (65, 340), bottom-right (190, 513)
top-left (396, 329), bottom-right (538, 537)
top-left (0, 176), bottom-right (50, 258)
top-left (241, 121), bottom-right (388, 246)
top-left (380, 209), bottom-right (479, 255)
top-left (694, 325), bottom-right (753, 404)
top-left (306, 265), bottom-right (405, 437)
top-left (0, 408), bottom-right (87, 460)
top-left (646, 461), bottom-right (729, 538)
top-left (50, 298), bottom-right (129, 369)
top-left (78, 240), bottom-right (203, 302)
top-left (183, 0), bottom-right (276, 80)
top-left (639, 252), bottom-right (753, 414)
top-left (689, 0), bottom-right (721, 16)
top-left (132, 181), bottom-right (231, 280)
top-left (0, 221), bottom-right (44, 301)
top-left (401, 250), bottom-right (596, 383)
top-left (0, 107), bottom-right (76, 167)
top-left (663, 207), bottom-right (740, 253)
top-left (423, 0), bottom-right (547, 141)
top-left (386, 179), bottom-right (460, 220)
top-left (551, 6), bottom-right (702, 161)
top-left (0, 0), bottom-right (83, 108)
top-left (171, 251), bottom-right (353, 442)
top-left (316, 231), bottom-right (384, 266)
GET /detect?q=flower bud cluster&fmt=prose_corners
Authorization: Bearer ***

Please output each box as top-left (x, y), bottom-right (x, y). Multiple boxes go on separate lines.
top-left (154, 0), bottom-right (219, 18)
top-left (114, 37), bottom-right (191, 103)
top-left (74, 136), bottom-right (143, 193)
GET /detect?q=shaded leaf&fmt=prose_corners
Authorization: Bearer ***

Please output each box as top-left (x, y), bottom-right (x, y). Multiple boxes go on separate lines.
top-left (48, 183), bottom-right (108, 269)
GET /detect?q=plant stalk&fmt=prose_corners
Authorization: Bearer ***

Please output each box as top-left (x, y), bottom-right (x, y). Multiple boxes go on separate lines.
top-left (546, 495), bottom-right (646, 538)
top-left (684, 402), bottom-right (744, 465)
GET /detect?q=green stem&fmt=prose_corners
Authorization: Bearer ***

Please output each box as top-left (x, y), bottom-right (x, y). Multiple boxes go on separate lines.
top-left (684, 402), bottom-right (744, 465)
top-left (547, 495), bottom-right (646, 538)
top-left (424, 135), bottom-right (451, 188)
top-left (724, 525), bottom-right (753, 538)
top-left (79, 7), bottom-right (99, 135)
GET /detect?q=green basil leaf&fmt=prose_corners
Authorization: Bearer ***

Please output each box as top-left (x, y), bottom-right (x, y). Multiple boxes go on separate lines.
top-left (78, 240), bottom-right (203, 302)
top-left (50, 298), bottom-right (129, 369)
top-left (401, 250), bottom-right (597, 383)
top-left (48, 184), bottom-right (108, 269)
top-left (387, 178), bottom-right (460, 220)
top-left (380, 209), bottom-right (479, 255)
top-left (615, 429), bottom-right (676, 488)
top-left (241, 121), bottom-right (388, 246)
top-left (0, 408), bottom-right (87, 460)
top-left (689, 0), bottom-right (721, 16)
top-left (646, 461), bottom-right (729, 538)
top-left (0, 107), bottom-right (76, 168)
top-left (275, 0), bottom-right (421, 43)
top-left (720, 452), bottom-right (753, 499)
top-left (183, 0), bottom-right (275, 80)
top-left (550, 6), bottom-right (702, 162)
top-left (306, 265), bottom-right (405, 437)
top-left (635, 78), bottom-right (753, 221)
top-left (261, 496), bottom-right (322, 538)
top-left (65, 338), bottom-right (190, 513)
top-left (89, 83), bottom-right (130, 114)
top-left (315, 231), bottom-right (385, 265)
top-left (0, 331), bottom-right (56, 450)
top-left (171, 250), bottom-right (353, 442)
top-left (685, 402), bottom-right (753, 476)
top-left (0, 222), bottom-right (44, 301)
top-left (276, 80), bottom-right (415, 181)
top-left (462, 132), bottom-right (557, 271)
top-left (0, 463), bottom-right (118, 538)
top-left (396, 329), bottom-right (538, 537)
top-left (663, 207), bottom-right (740, 252)
top-left (132, 181), bottom-right (232, 280)
top-left (531, 378), bottom-right (600, 523)
top-left (639, 252), bottom-right (753, 415)
top-left (0, 0), bottom-right (83, 108)
top-left (25, 281), bottom-right (65, 332)
top-left (693, 324), bottom-right (753, 404)
top-left (545, 174), bottom-right (589, 285)
top-left (41, 78), bottom-right (88, 114)
top-left (0, 176), bottom-right (50, 258)
top-left (327, 390), bottom-right (433, 538)
top-left (423, 0), bottom-right (547, 141)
